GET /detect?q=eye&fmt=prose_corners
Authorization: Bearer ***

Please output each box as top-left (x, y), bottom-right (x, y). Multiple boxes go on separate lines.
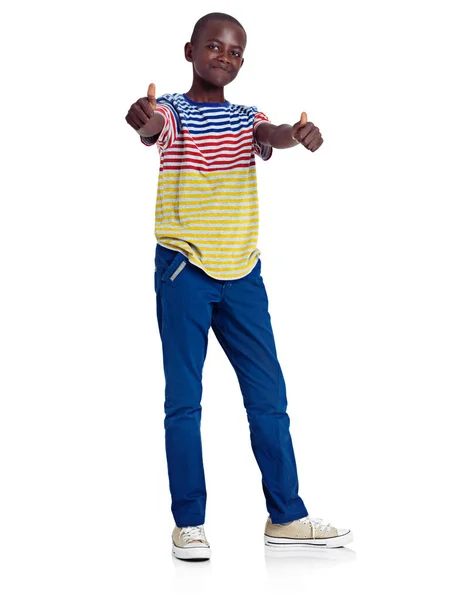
top-left (207, 44), bottom-right (241, 57)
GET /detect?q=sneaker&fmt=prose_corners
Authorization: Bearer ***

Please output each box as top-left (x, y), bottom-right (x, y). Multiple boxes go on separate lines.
top-left (264, 515), bottom-right (353, 548)
top-left (172, 525), bottom-right (211, 560)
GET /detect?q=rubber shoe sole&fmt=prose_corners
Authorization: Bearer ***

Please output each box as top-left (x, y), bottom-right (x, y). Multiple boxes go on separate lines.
top-left (172, 542), bottom-right (211, 561)
top-left (264, 528), bottom-right (353, 549)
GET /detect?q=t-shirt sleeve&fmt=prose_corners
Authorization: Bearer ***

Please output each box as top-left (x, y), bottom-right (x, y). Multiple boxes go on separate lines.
top-left (252, 110), bottom-right (273, 161)
top-left (140, 95), bottom-right (181, 151)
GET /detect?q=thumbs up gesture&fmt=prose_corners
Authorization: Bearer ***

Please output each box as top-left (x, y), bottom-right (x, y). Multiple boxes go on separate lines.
top-left (147, 82), bottom-right (157, 112)
top-left (291, 111), bottom-right (324, 152)
top-left (125, 82), bottom-right (159, 132)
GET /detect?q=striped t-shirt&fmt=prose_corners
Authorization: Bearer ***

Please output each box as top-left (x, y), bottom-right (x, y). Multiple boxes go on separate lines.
top-left (140, 92), bottom-right (273, 280)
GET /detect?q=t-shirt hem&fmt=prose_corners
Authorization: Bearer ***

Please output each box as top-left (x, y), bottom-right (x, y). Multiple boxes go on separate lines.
top-left (156, 242), bottom-right (260, 281)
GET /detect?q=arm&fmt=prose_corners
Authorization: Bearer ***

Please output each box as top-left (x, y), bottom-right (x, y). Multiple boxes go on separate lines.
top-left (255, 122), bottom-right (300, 149)
top-left (137, 111), bottom-right (165, 138)
top-left (127, 83), bottom-right (180, 149)
top-left (255, 116), bottom-right (324, 152)
top-left (139, 101), bottom-right (181, 150)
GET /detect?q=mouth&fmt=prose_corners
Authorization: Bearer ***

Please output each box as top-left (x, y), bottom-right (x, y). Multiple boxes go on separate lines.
top-left (212, 66), bottom-right (230, 73)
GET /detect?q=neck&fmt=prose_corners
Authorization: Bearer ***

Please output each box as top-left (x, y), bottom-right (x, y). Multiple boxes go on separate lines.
top-left (185, 83), bottom-right (225, 104)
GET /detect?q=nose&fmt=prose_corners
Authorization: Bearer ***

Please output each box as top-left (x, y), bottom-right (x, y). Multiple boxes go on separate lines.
top-left (217, 57), bottom-right (231, 70)
top-left (217, 51), bottom-right (231, 65)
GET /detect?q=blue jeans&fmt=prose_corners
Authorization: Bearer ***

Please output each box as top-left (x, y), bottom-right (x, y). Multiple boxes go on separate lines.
top-left (154, 243), bottom-right (308, 527)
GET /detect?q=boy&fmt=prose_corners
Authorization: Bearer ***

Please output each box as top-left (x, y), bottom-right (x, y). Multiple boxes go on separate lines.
top-left (125, 12), bottom-right (353, 560)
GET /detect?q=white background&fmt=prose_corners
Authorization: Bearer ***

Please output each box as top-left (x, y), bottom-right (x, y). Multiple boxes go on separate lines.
top-left (1, 0), bottom-right (449, 598)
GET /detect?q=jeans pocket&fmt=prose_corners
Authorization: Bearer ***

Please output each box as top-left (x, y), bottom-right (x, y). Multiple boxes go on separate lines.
top-left (164, 258), bottom-right (187, 283)
top-left (155, 250), bottom-right (187, 285)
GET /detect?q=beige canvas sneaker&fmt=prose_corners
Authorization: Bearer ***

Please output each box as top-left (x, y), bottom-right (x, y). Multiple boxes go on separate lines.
top-left (264, 515), bottom-right (353, 548)
top-left (172, 525), bottom-right (211, 560)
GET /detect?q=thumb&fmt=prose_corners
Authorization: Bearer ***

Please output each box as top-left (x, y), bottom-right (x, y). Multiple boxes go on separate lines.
top-left (300, 111), bottom-right (308, 126)
top-left (147, 82), bottom-right (157, 110)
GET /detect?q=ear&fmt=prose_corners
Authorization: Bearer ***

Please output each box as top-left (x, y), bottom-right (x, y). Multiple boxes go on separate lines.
top-left (184, 42), bottom-right (193, 62)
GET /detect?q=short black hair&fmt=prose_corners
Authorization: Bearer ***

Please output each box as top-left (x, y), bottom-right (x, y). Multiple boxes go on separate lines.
top-left (190, 12), bottom-right (246, 46)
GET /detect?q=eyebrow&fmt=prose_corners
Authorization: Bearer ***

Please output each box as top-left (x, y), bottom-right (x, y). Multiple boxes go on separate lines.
top-left (206, 38), bottom-right (244, 51)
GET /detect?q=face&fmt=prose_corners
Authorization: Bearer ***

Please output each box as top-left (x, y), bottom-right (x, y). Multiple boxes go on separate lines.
top-left (185, 20), bottom-right (246, 88)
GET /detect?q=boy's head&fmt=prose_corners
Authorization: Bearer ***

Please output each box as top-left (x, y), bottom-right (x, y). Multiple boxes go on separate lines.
top-left (185, 13), bottom-right (246, 88)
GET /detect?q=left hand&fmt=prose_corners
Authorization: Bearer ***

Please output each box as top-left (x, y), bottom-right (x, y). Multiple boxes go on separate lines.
top-left (291, 112), bottom-right (323, 152)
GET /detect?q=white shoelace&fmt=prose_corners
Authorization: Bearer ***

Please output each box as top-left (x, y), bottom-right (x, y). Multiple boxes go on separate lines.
top-left (298, 516), bottom-right (332, 538)
top-left (180, 525), bottom-right (206, 544)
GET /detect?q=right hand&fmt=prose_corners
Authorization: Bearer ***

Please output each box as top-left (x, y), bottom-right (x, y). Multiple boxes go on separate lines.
top-left (125, 83), bottom-right (158, 131)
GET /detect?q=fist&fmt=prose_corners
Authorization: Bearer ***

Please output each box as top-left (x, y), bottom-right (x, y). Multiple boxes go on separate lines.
top-left (125, 82), bottom-right (158, 131)
top-left (291, 111), bottom-right (323, 152)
